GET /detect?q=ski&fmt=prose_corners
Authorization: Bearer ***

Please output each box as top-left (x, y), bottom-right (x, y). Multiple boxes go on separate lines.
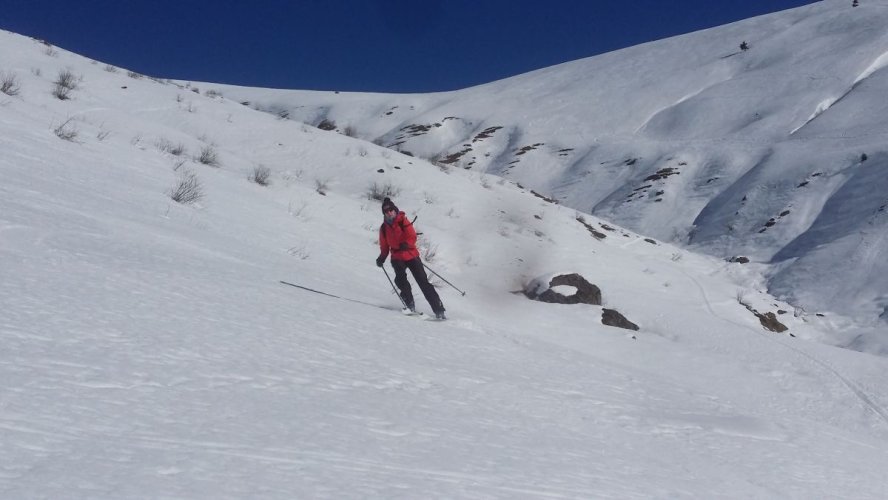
top-left (400, 308), bottom-right (450, 321)
top-left (408, 309), bottom-right (446, 321)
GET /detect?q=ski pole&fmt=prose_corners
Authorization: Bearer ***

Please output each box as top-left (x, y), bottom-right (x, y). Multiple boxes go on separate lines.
top-left (422, 263), bottom-right (466, 296)
top-left (280, 281), bottom-right (383, 309)
top-left (382, 266), bottom-right (408, 308)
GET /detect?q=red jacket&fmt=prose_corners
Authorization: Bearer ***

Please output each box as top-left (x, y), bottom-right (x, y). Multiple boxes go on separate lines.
top-left (379, 211), bottom-right (420, 261)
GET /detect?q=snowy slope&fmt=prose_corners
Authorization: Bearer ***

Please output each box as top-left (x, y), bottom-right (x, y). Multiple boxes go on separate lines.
top-left (3, 28), bottom-right (888, 498)
top-left (208, 0), bottom-right (888, 326)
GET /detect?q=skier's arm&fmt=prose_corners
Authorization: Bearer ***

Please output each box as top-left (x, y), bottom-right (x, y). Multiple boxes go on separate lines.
top-left (378, 228), bottom-right (390, 260)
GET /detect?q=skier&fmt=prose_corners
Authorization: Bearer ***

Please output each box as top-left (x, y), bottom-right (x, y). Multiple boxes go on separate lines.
top-left (376, 197), bottom-right (447, 320)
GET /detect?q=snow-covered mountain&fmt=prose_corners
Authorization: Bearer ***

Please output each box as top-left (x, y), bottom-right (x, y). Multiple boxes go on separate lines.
top-left (209, 0), bottom-right (888, 326)
top-left (3, 9), bottom-right (888, 498)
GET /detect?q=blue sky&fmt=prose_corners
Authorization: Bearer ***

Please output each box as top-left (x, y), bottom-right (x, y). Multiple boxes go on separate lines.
top-left (2, 0), bottom-right (817, 93)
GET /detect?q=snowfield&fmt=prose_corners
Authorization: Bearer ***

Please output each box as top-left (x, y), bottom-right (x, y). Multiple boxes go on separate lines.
top-left (2, 10), bottom-right (888, 499)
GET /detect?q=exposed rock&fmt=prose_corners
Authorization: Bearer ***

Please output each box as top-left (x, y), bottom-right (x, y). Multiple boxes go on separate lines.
top-left (437, 148), bottom-right (472, 165)
top-left (317, 119), bottom-right (336, 131)
top-left (738, 301), bottom-right (789, 333)
top-left (576, 217), bottom-right (606, 239)
top-left (755, 311), bottom-right (788, 333)
top-left (473, 126), bottom-right (503, 142)
top-left (531, 190), bottom-right (558, 204)
top-left (602, 309), bottom-right (639, 331)
top-left (525, 273), bottom-right (601, 305)
top-left (643, 167), bottom-right (680, 181)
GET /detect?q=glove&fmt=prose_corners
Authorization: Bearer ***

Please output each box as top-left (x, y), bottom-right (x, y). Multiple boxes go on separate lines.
top-left (376, 256), bottom-right (385, 267)
top-left (399, 243), bottom-right (409, 250)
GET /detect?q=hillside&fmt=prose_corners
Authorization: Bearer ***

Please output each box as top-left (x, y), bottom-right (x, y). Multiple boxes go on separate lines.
top-left (2, 25), bottom-right (888, 499)
top-left (208, 0), bottom-right (888, 327)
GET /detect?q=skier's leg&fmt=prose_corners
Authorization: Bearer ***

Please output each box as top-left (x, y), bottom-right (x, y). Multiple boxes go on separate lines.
top-left (406, 258), bottom-right (445, 314)
top-left (391, 259), bottom-right (415, 310)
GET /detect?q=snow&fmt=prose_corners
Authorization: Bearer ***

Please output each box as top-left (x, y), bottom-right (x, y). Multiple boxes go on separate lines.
top-left (854, 49), bottom-right (888, 83)
top-left (3, 8), bottom-right (888, 499)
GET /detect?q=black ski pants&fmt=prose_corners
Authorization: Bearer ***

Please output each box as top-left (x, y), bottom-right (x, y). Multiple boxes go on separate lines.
top-left (391, 257), bottom-right (445, 314)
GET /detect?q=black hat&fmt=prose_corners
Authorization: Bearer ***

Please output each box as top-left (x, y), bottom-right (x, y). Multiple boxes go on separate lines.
top-left (381, 197), bottom-right (398, 214)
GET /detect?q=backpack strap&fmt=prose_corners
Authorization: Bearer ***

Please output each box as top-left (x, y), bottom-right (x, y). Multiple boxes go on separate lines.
top-left (382, 215), bottom-right (418, 234)
top-left (401, 215), bottom-right (418, 229)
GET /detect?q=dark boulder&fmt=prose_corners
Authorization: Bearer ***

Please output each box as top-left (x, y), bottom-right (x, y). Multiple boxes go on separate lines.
top-left (601, 309), bottom-right (640, 331)
top-left (526, 273), bottom-right (601, 305)
top-left (756, 311), bottom-right (788, 333)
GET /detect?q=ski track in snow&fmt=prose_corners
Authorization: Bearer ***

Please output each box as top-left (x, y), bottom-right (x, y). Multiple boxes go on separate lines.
top-left (678, 266), bottom-right (888, 430)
